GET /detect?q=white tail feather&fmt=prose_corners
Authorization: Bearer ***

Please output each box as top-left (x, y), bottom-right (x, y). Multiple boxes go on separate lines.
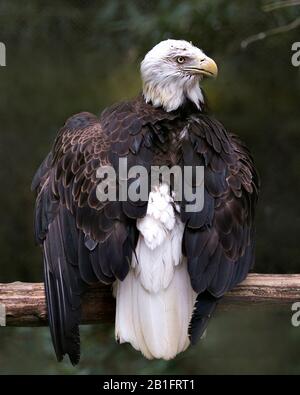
top-left (114, 184), bottom-right (197, 359)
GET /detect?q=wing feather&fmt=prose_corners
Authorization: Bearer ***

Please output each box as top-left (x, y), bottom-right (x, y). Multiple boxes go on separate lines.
top-left (184, 114), bottom-right (259, 342)
top-left (32, 97), bottom-right (175, 363)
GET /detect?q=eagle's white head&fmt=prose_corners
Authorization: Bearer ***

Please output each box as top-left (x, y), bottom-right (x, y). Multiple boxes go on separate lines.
top-left (141, 39), bottom-right (218, 112)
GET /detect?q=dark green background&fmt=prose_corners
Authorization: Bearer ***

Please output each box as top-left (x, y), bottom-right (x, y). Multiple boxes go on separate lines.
top-left (0, 0), bottom-right (300, 374)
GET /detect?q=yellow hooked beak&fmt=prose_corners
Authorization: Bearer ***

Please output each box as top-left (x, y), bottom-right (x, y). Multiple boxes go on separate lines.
top-left (185, 56), bottom-right (218, 78)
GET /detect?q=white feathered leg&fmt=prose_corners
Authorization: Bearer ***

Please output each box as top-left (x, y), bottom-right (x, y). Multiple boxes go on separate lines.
top-left (114, 184), bottom-right (197, 360)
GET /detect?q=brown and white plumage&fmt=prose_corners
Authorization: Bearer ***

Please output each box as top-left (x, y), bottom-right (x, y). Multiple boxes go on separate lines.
top-left (32, 39), bottom-right (259, 364)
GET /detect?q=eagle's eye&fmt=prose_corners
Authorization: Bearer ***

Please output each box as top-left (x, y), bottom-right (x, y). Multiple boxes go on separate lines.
top-left (176, 56), bottom-right (186, 64)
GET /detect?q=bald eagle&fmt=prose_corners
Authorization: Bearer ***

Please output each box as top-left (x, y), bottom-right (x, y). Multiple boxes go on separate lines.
top-left (32, 39), bottom-right (259, 364)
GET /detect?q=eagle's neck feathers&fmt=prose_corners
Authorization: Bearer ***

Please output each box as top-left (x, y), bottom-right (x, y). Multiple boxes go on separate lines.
top-left (142, 78), bottom-right (204, 112)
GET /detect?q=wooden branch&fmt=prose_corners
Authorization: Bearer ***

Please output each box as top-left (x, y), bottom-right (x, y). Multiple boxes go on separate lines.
top-left (0, 274), bottom-right (300, 327)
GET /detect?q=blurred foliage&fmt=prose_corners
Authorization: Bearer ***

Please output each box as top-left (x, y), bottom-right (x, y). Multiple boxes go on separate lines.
top-left (0, 0), bottom-right (300, 374)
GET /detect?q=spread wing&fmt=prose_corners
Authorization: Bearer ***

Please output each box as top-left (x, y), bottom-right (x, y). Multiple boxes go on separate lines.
top-left (181, 114), bottom-right (259, 342)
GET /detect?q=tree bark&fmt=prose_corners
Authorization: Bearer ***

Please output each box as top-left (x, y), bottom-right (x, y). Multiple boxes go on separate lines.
top-left (0, 273), bottom-right (300, 327)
